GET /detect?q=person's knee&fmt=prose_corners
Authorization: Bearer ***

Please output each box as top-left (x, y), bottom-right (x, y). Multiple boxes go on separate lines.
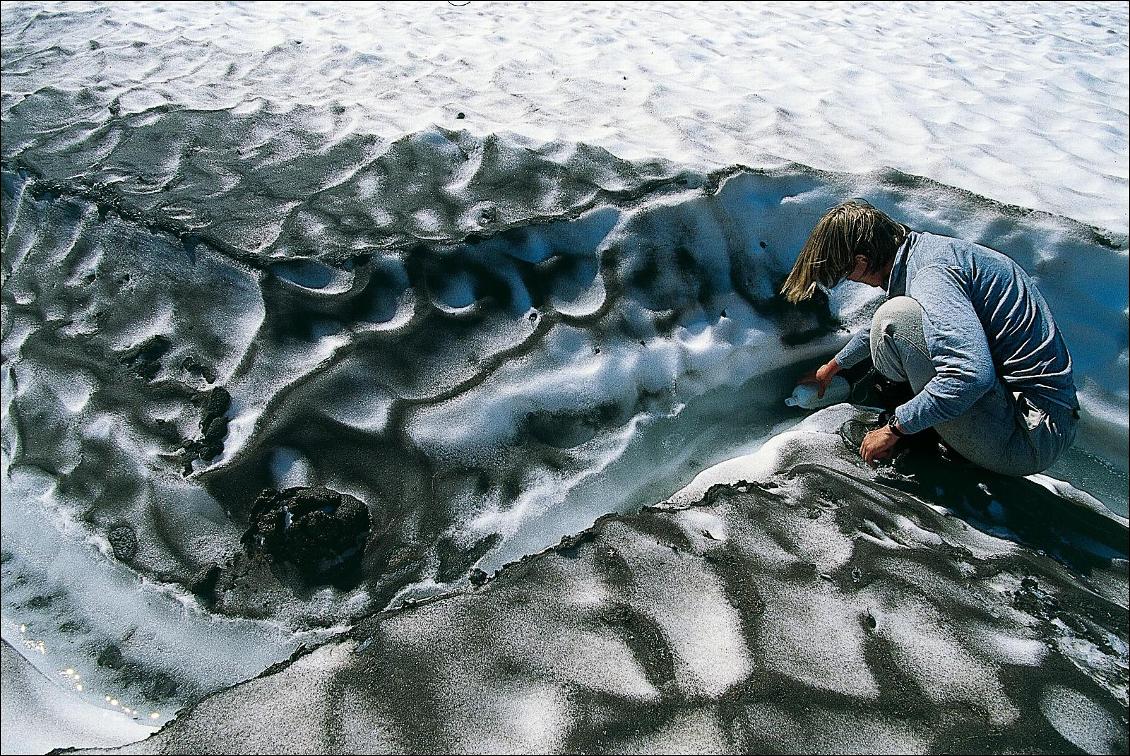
top-left (869, 297), bottom-right (924, 382)
top-left (871, 297), bottom-right (924, 339)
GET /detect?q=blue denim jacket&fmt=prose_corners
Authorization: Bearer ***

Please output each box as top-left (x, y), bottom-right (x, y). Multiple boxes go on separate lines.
top-left (834, 231), bottom-right (1079, 435)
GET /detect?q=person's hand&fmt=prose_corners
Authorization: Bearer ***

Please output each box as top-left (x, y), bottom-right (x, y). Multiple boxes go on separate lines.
top-left (860, 426), bottom-right (900, 464)
top-left (798, 359), bottom-right (841, 398)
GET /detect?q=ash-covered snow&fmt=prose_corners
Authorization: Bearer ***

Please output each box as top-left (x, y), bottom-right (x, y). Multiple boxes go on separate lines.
top-left (1, 2), bottom-right (1127, 754)
top-left (76, 406), bottom-right (1129, 756)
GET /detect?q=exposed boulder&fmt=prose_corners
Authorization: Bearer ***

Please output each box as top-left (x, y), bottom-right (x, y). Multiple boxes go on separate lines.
top-left (240, 486), bottom-right (371, 585)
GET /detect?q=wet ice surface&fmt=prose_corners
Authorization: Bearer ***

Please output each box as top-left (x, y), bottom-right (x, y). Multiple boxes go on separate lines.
top-left (1, 639), bottom-right (155, 754)
top-left (2, 2), bottom-right (1129, 754)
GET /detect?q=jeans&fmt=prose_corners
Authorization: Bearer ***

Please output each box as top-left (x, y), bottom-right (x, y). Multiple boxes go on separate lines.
top-left (869, 297), bottom-right (1077, 476)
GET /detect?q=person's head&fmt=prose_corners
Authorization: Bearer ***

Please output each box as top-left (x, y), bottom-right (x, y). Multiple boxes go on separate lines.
top-left (780, 200), bottom-right (909, 303)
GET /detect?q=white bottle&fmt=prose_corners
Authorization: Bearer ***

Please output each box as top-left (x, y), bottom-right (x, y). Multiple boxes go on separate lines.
top-left (785, 375), bottom-right (850, 409)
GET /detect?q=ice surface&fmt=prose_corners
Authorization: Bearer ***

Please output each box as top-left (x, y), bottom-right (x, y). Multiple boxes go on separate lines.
top-left (1, 639), bottom-right (156, 755)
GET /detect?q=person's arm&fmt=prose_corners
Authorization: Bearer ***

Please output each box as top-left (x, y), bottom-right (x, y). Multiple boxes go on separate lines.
top-left (894, 266), bottom-right (997, 434)
top-left (799, 357), bottom-right (841, 397)
top-left (834, 329), bottom-right (872, 371)
top-left (803, 323), bottom-right (870, 399)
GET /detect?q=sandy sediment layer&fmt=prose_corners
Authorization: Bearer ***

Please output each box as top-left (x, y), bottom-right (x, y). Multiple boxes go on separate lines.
top-left (80, 407), bottom-right (1129, 755)
top-left (2, 131), bottom-right (1128, 741)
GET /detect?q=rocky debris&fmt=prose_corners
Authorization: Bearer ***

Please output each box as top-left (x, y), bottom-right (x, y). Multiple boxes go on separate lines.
top-left (178, 386), bottom-right (231, 473)
top-left (119, 335), bottom-right (171, 381)
top-left (106, 524), bottom-right (138, 562)
top-left (180, 356), bottom-right (218, 383)
top-left (177, 488), bottom-right (398, 621)
top-left (554, 530), bottom-right (596, 557)
top-left (240, 487), bottom-right (371, 584)
top-left (187, 563), bottom-right (222, 606)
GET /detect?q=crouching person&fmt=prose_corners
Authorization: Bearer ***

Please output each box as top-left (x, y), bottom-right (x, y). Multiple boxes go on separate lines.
top-left (782, 200), bottom-right (1079, 476)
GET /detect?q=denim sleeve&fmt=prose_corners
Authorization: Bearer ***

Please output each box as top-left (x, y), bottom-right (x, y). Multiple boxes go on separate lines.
top-left (834, 329), bottom-right (872, 370)
top-left (895, 266), bottom-right (997, 434)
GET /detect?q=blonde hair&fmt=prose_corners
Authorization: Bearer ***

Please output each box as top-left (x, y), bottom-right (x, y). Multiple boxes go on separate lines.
top-left (780, 200), bottom-right (908, 303)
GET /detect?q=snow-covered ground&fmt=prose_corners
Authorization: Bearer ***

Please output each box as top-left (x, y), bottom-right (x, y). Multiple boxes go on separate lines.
top-left (1, 2), bottom-right (1127, 754)
top-left (2, 2), bottom-right (1127, 232)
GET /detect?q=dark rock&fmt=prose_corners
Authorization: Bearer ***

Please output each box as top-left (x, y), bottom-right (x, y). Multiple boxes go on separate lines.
top-left (203, 415), bottom-right (229, 442)
top-left (199, 440), bottom-right (224, 462)
top-left (146, 672), bottom-right (178, 700)
top-left (469, 568), bottom-right (488, 587)
top-left (119, 335), bottom-right (171, 381)
top-left (195, 386), bottom-right (231, 419)
top-left (188, 563), bottom-right (222, 604)
top-left (97, 644), bottom-right (124, 669)
top-left (179, 387), bottom-right (232, 471)
top-left (456, 112), bottom-right (466, 119)
top-left (107, 524), bottom-right (138, 562)
top-left (241, 487), bottom-right (371, 586)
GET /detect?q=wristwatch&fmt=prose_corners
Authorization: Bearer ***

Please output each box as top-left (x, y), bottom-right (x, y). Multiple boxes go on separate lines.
top-left (887, 414), bottom-right (907, 438)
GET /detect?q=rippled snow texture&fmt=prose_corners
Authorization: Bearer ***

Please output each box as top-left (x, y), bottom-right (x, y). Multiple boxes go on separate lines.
top-left (1, 2), bottom-right (1127, 233)
top-left (2, 3), bottom-right (1128, 754)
